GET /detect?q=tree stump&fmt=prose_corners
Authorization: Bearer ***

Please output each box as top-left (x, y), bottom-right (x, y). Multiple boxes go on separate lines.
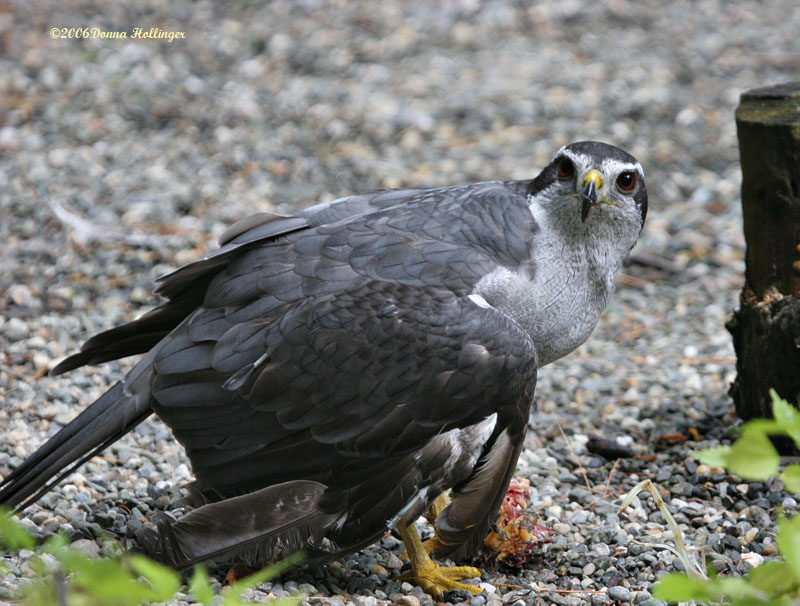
top-left (727, 82), bottom-right (800, 420)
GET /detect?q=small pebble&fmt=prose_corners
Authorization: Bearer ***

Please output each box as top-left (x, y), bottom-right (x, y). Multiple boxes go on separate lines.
top-left (740, 552), bottom-right (764, 569)
top-left (69, 539), bottom-right (101, 558)
top-left (4, 317), bottom-right (30, 341)
top-left (608, 586), bottom-right (631, 602)
top-left (479, 582), bottom-right (496, 594)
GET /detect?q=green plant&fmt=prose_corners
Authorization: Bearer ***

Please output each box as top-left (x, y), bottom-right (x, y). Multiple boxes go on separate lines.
top-left (0, 509), bottom-right (300, 605)
top-left (652, 389), bottom-right (800, 605)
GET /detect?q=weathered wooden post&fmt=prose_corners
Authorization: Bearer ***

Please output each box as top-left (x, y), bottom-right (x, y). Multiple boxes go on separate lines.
top-left (727, 82), bottom-right (800, 420)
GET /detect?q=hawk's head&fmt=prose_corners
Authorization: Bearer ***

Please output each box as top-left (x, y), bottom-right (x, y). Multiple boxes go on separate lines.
top-left (529, 141), bottom-right (648, 236)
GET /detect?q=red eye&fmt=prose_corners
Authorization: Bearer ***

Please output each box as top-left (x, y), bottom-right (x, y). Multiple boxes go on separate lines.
top-left (616, 171), bottom-right (636, 191)
top-left (557, 157), bottom-right (574, 179)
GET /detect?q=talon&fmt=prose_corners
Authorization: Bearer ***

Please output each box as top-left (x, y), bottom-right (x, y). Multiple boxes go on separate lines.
top-left (398, 565), bottom-right (483, 597)
top-left (397, 522), bottom-right (483, 597)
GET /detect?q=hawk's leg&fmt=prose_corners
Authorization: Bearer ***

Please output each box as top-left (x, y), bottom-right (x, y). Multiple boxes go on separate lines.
top-left (421, 491), bottom-right (450, 554)
top-left (427, 491), bottom-right (451, 519)
top-left (397, 521), bottom-right (482, 597)
top-left (398, 492), bottom-right (451, 558)
top-left (399, 492), bottom-right (453, 557)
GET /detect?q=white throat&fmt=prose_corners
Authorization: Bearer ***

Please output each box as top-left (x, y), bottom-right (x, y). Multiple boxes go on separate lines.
top-left (472, 190), bottom-right (634, 366)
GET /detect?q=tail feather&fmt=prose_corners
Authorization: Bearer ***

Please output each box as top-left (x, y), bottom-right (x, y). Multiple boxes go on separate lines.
top-left (139, 480), bottom-right (331, 569)
top-left (0, 382), bottom-right (152, 511)
top-left (49, 290), bottom-right (205, 376)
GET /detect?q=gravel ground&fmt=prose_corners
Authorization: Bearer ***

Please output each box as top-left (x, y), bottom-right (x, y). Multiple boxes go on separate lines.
top-left (2, 1), bottom-right (800, 605)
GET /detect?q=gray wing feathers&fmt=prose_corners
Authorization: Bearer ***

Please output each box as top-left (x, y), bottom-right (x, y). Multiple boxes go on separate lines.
top-left (217, 211), bottom-right (298, 246)
top-left (151, 287), bottom-right (537, 496)
top-left (140, 480), bottom-right (330, 569)
top-left (155, 213), bottom-right (309, 298)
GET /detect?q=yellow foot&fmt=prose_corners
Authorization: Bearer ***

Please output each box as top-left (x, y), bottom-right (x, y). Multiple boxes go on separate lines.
top-left (421, 536), bottom-right (441, 555)
top-left (398, 563), bottom-right (483, 597)
top-left (397, 520), bottom-right (483, 597)
top-left (400, 536), bottom-right (441, 559)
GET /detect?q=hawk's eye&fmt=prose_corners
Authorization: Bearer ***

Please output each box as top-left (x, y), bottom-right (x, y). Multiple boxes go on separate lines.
top-left (557, 157), bottom-right (574, 180)
top-left (616, 171), bottom-right (636, 191)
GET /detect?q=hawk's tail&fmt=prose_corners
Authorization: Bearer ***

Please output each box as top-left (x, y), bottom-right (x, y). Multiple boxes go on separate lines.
top-left (0, 381), bottom-right (152, 511)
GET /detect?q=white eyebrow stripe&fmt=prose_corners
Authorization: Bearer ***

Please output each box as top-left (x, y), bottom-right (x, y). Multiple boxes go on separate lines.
top-left (561, 149), bottom-right (591, 168)
top-left (552, 148), bottom-right (644, 179)
top-left (602, 158), bottom-right (644, 177)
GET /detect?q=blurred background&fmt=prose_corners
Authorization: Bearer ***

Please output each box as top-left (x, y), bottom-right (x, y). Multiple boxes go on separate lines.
top-left (1, 1), bottom-right (800, 600)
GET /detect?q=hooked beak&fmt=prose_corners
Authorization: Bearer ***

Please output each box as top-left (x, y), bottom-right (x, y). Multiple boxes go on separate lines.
top-left (580, 169), bottom-right (603, 222)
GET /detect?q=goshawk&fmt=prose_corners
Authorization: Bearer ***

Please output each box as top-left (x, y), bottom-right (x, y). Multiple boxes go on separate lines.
top-left (0, 141), bottom-right (647, 595)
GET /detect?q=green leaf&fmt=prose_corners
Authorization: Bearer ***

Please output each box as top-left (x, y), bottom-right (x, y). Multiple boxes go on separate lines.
top-left (653, 572), bottom-right (712, 601)
top-left (741, 418), bottom-right (785, 436)
top-left (693, 445), bottom-right (732, 467)
top-left (0, 509), bottom-right (36, 550)
top-left (21, 581), bottom-right (58, 606)
top-left (749, 560), bottom-right (799, 596)
top-left (729, 597), bottom-right (794, 606)
top-left (42, 531), bottom-right (69, 553)
top-left (224, 553), bottom-right (304, 606)
top-left (57, 550), bottom-right (154, 605)
top-left (28, 554), bottom-right (51, 577)
top-left (714, 576), bottom-right (760, 599)
top-left (778, 515), bottom-right (800, 582)
top-left (781, 464), bottom-right (800, 494)
top-left (695, 429), bottom-right (781, 481)
top-left (189, 566), bottom-right (215, 605)
top-left (656, 571), bottom-right (771, 604)
top-left (726, 429), bottom-right (780, 480)
top-left (129, 554), bottom-right (181, 601)
top-left (771, 389), bottom-right (800, 446)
